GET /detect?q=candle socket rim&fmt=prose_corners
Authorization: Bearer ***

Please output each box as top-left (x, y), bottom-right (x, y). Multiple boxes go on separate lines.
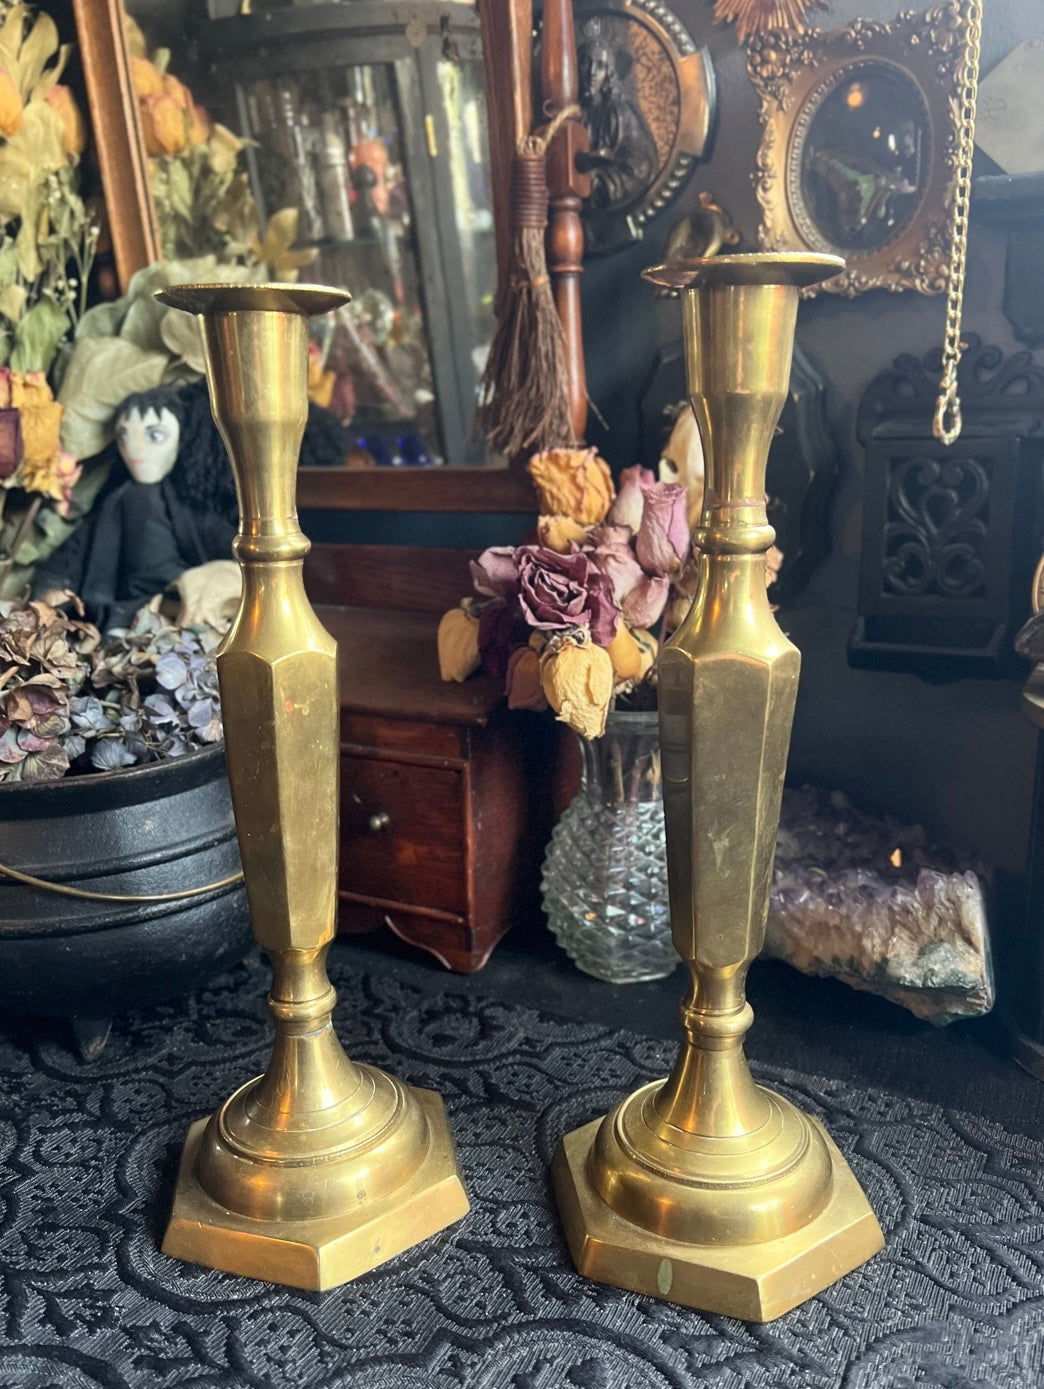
top-left (642, 251), bottom-right (844, 293)
top-left (155, 282), bottom-right (351, 318)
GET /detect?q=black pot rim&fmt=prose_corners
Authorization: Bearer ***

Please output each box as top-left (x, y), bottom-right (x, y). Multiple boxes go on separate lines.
top-left (0, 742), bottom-right (228, 813)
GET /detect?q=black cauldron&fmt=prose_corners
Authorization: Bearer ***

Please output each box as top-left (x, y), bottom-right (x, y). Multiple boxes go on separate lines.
top-left (0, 744), bottom-right (251, 1058)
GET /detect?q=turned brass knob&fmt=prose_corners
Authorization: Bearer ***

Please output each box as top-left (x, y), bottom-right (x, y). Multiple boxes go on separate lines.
top-left (368, 811), bottom-right (391, 832)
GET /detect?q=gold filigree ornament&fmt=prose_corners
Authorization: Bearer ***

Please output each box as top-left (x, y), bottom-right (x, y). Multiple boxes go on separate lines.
top-left (747, 1), bottom-right (977, 297)
top-left (714, 0), bottom-right (827, 45)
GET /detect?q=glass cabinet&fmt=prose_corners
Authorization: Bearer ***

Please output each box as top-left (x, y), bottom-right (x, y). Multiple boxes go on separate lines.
top-left (195, 3), bottom-right (496, 468)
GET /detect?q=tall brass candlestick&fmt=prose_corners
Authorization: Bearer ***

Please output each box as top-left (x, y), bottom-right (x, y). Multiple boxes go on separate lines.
top-left (553, 254), bottom-right (883, 1322)
top-left (158, 284), bottom-right (468, 1290)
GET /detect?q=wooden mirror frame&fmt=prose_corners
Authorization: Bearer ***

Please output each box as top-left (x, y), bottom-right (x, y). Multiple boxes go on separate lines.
top-left (73, 0), bottom-right (542, 513)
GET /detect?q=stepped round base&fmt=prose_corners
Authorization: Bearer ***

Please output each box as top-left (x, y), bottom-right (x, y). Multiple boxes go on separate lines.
top-left (553, 1086), bottom-right (883, 1322)
top-left (589, 1079), bottom-right (834, 1245)
top-left (163, 1084), bottom-right (469, 1290)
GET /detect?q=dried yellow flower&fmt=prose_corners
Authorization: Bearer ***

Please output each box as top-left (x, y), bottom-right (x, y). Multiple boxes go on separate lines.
top-left (607, 624), bottom-right (658, 682)
top-left (10, 372), bottom-right (52, 409)
top-left (536, 513), bottom-right (588, 554)
top-left (45, 86), bottom-right (85, 157)
top-left (187, 101), bottom-right (211, 147)
top-left (20, 401), bottom-right (62, 464)
top-left (130, 56), bottom-right (163, 99)
top-left (161, 73), bottom-right (192, 111)
top-left (16, 449), bottom-right (80, 514)
top-left (0, 67), bottom-right (22, 139)
top-left (540, 634), bottom-right (614, 740)
top-left (140, 93), bottom-right (187, 157)
top-left (527, 447), bottom-right (614, 527)
top-left (437, 607), bottom-right (480, 683)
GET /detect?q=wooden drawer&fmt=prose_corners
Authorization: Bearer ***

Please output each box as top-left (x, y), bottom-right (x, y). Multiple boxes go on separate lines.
top-left (339, 754), bottom-right (466, 916)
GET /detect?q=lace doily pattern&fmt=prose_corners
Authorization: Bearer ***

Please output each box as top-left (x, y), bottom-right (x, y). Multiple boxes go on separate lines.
top-left (2, 950), bottom-right (1043, 1387)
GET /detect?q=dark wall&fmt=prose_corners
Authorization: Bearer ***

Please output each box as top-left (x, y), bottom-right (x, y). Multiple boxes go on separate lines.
top-left (582, 0), bottom-right (1041, 880)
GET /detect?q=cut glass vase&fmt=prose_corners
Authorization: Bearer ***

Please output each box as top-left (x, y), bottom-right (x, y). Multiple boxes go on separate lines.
top-left (541, 709), bottom-right (674, 983)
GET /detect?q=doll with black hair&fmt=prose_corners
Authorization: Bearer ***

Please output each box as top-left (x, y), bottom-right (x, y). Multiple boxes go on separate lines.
top-left (35, 378), bottom-right (349, 632)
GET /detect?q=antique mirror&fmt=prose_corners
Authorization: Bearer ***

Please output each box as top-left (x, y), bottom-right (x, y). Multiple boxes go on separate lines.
top-left (73, 0), bottom-right (537, 512)
top-left (747, 2), bottom-right (973, 296)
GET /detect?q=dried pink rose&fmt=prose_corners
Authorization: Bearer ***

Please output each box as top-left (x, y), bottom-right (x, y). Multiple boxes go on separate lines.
top-left (505, 645), bottom-right (548, 711)
top-left (0, 408), bottom-right (23, 479)
top-left (622, 573), bottom-right (669, 629)
top-left (607, 464), bottom-right (655, 532)
top-left (470, 546), bottom-right (519, 601)
top-left (636, 482), bottom-right (689, 575)
top-left (478, 599), bottom-right (525, 680)
top-left (587, 530), bottom-right (643, 607)
top-left (516, 546), bottom-right (618, 647)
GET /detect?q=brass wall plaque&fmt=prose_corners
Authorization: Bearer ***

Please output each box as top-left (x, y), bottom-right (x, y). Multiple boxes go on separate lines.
top-left (572, 0), bottom-right (716, 253)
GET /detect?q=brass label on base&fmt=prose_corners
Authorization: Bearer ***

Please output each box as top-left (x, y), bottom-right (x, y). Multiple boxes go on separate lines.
top-left (553, 1113), bottom-right (884, 1323)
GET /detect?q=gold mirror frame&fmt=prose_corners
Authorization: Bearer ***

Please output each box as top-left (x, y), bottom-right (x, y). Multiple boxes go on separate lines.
top-left (71, 0), bottom-right (538, 512)
top-left (747, 1), bottom-right (971, 297)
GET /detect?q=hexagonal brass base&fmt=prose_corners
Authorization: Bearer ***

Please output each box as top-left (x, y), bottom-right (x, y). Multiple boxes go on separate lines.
top-left (162, 1087), bottom-right (469, 1290)
top-left (553, 1113), bottom-right (883, 1322)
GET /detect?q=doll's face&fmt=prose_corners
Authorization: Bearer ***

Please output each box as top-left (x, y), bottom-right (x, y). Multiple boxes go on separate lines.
top-left (115, 405), bottom-right (180, 485)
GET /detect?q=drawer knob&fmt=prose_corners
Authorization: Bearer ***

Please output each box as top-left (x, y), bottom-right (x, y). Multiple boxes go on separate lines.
top-left (368, 811), bottom-right (391, 832)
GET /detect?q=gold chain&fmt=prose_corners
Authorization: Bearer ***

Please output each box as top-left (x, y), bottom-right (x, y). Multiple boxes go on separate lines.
top-left (933, 0), bottom-right (983, 447)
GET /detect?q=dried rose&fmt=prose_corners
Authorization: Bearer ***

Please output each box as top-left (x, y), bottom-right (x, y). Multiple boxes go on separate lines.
top-left (0, 68), bottom-right (22, 139)
top-left (540, 632), bottom-right (614, 740)
top-left (527, 447), bottom-right (614, 526)
top-left (536, 514), bottom-right (588, 555)
top-left (621, 574), bottom-right (669, 630)
top-left (607, 624), bottom-right (657, 683)
top-left (478, 599), bottom-right (525, 681)
top-left (10, 373), bottom-right (53, 410)
top-left (607, 464), bottom-right (655, 533)
top-left (470, 546), bottom-right (519, 601)
top-left (0, 408), bottom-right (23, 479)
top-left (161, 73), bottom-right (193, 110)
top-left (636, 482), bottom-right (690, 576)
top-left (517, 546), bottom-right (618, 647)
top-left (187, 101), bottom-right (211, 146)
top-left (505, 645), bottom-right (547, 711)
top-left (140, 93), bottom-right (187, 157)
top-left (659, 406), bottom-right (705, 531)
top-left (15, 451), bottom-right (81, 513)
top-left (19, 402), bottom-right (63, 464)
top-left (437, 608), bottom-right (480, 683)
top-left (130, 56), bottom-right (164, 98)
top-left (46, 86), bottom-right (85, 157)
top-left (587, 526), bottom-right (642, 604)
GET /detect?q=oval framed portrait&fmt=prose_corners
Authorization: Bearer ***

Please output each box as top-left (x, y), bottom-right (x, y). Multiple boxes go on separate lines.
top-left (747, 2), bottom-right (971, 296)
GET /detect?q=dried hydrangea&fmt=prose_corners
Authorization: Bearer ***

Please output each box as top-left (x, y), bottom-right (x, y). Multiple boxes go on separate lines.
top-left (0, 596), bottom-right (224, 783)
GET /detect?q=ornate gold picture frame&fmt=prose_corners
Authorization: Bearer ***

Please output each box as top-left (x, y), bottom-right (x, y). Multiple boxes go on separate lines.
top-left (747, 2), bottom-right (971, 296)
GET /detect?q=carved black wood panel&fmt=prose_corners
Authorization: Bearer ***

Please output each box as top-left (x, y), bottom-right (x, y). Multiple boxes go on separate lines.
top-left (851, 337), bottom-right (1044, 680)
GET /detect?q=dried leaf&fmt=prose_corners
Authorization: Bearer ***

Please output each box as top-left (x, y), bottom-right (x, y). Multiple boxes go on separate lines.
top-left (10, 295), bottom-right (69, 373)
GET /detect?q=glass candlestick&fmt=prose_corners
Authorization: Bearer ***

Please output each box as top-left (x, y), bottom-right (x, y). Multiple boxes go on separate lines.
top-left (552, 254), bottom-right (883, 1322)
top-left (158, 282), bottom-right (468, 1290)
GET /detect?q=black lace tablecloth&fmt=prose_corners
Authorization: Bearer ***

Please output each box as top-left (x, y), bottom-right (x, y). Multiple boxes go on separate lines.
top-left (2, 949), bottom-right (1043, 1388)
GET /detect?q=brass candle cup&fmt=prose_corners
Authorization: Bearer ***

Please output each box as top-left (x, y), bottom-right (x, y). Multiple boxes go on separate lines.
top-left (552, 254), bottom-right (883, 1322)
top-left (158, 283), bottom-right (468, 1290)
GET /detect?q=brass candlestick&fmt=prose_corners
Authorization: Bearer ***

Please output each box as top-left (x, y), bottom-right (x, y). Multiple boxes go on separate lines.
top-left (158, 283), bottom-right (469, 1290)
top-left (553, 254), bottom-right (883, 1322)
